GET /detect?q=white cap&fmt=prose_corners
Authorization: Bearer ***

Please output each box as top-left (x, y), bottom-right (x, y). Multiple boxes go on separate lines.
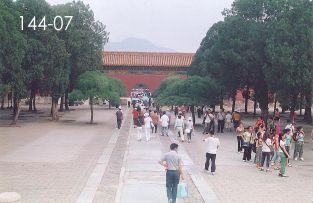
top-left (188, 117), bottom-right (192, 121)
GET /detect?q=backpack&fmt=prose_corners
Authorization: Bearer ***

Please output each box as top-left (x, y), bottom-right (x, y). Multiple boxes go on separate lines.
top-left (292, 132), bottom-right (299, 141)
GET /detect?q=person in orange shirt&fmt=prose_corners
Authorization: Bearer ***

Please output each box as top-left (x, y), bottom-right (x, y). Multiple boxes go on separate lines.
top-left (151, 110), bottom-right (160, 134)
top-left (232, 110), bottom-right (241, 130)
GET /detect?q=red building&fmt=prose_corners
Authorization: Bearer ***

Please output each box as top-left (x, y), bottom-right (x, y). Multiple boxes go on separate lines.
top-left (102, 51), bottom-right (194, 96)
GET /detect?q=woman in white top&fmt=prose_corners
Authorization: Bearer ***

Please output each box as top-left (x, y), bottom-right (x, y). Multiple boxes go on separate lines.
top-left (260, 132), bottom-right (272, 172)
top-left (185, 117), bottom-right (194, 143)
top-left (144, 113), bottom-right (153, 141)
top-left (175, 115), bottom-right (185, 142)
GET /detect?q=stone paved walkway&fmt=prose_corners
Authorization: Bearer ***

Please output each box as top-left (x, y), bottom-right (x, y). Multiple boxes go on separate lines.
top-left (1, 106), bottom-right (312, 203)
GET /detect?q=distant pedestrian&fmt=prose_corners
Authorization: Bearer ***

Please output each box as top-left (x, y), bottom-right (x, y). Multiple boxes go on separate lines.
top-left (217, 108), bottom-right (225, 133)
top-left (203, 131), bottom-right (220, 175)
top-left (151, 110), bottom-right (159, 133)
top-left (116, 107), bottom-right (123, 129)
top-left (175, 115), bottom-right (185, 142)
top-left (144, 113), bottom-right (153, 141)
top-left (160, 111), bottom-right (169, 136)
top-left (225, 111), bottom-right (232, 132)
top-left (132, 107), bottom-right (139, 128)
top-left (254, 132), bottom-right (263, 168)
top-left (274, 108), bottom-right (280, 120)
top-left (232, 110), bottom-right (241, 130)
top-left (185, 117), bottom-right (194, 143)
top-left (278, 133), bottom-right (291, 177)
top-left (236, 122), bottom-right (244, 153)
top-left (242, 126), bottom-right (254, 162)
top-left (159, 143), bottom-right (184, 203)
top-left (260, 132), bottom-right (273, 172)
top-left (293, 126), bottom-right (305, 161)
top-left (284, 128), bottom-right (292, 167)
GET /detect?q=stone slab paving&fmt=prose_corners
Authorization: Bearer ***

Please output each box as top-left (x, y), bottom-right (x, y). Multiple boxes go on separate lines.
top-left (0, 107), bottom-right (118, 203)
top-left (114, 125), bottom-right (168, 203)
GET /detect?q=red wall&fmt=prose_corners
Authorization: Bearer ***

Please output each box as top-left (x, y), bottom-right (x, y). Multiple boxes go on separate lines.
top-left (107, 73), bottom-right (187, 96)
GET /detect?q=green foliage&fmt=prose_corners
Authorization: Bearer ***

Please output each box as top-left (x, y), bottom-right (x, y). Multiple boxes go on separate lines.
top-left (190, 0), bottom-right (313, 119)
top-left (53, 1), bottom-right (109, 88)
top-left (155, 76), bottom-right (219, 106)
top-left (70, 71), bottom-right (107, 101)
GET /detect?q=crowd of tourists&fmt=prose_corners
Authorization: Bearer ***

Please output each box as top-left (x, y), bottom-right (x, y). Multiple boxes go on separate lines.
top-left (235, 111), bottom-right (307, 177)
top-left (116, 104), bottom-right (311, 203)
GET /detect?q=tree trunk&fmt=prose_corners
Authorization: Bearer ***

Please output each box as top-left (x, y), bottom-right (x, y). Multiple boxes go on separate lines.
top-left (253, 100), bottom-right (257, 115)
top-left (231, 93), bottom-right (236, 113)
top-left (90, 97), bottom-right (94, 124)
top-left (273, 95), bottom-right (277, 115)
top-left (28, 90), bottom-right (33, 111)
top-left (304, 91), bottom-right (312, 123)
top-left (59, 95), bottom-right (64, 112)
top-left (219, 89), bottom-right (223, 110)
top-left (290, 95), bottom-right (297, 123)
top-left (109, 101), bottom-right (111, 109)
top-left (11, 94), bottom-right (21, 125)
top-left (244, 84), bottom-right (249, 114)
top-left (51, 98), bottom-right (59, 121)
top-left (299, 93), bottom-right (303, 116)
top-left (65, 88), bottom-right (69, 110)
top-left (33, 93), bottom-right (37, 112)
top-left (1, 96), bottom-right (4, 110)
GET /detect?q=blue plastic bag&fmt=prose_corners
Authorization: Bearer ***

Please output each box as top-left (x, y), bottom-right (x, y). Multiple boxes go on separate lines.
top-left (177, 182), bottom-right (188, 198)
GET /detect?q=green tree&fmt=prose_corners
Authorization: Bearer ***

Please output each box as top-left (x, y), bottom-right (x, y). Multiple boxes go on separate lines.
top-left (69, 71), bottom-right (118, 124)
top-left (16, 0), bottom-right (53, 112)
top-left (0, 0), bottom-right (26, 124)
top-left (265, 0), bottom-right (313, 123)
top-left (53, 1), bottom-right (109, 110)
top-left (106, 77), bottom-right (127, 108)
top-left (155, 76), bottom-right (219, 124)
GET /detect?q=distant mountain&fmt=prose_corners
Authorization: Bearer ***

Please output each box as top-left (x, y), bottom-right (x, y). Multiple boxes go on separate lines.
top-left (104, 37), bottom-right (176, 52)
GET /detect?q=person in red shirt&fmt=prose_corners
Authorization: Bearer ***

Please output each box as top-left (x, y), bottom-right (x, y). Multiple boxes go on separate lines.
top-left (132, 107), bottom-right (139, 128)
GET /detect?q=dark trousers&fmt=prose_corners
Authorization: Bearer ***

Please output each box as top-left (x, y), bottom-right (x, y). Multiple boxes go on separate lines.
top-left (166, 170), bottom-right (180, 203)
top-left (217, 120), bottom-right (225, 133)
top-left (117, 119), bottom-right (122, 129)
top-left (208, 121), bottom-right (214, 132)
top-left (243, 146), bottom-right (251, 161)
top-left (151, 124), bottom-right (158, 133)
top-left (261, 151), bottom-right (271, 168)
top-left (205, 153), bottom-right (216, 172)
top-left (237, 136), bottom-right (243, 152)
top-left (233, 120), bottom-right (240, 129)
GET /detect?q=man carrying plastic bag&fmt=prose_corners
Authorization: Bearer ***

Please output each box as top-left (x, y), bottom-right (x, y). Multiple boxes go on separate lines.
top-left (159, 143), bottom-right (185, 203)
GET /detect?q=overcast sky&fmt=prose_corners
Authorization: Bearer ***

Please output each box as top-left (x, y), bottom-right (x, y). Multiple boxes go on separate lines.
top-left (46, 0), bottom-right (234, 52)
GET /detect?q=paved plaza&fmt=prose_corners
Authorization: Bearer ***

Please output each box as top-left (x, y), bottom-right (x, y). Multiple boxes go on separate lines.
top-left (0, 106), bottom-right (313, 203)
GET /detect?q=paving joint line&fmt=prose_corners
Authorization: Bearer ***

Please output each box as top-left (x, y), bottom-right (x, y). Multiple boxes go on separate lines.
top-left (75, 109), bottom-right (129, 203)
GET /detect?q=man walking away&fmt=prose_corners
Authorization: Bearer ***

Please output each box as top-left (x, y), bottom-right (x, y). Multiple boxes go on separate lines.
top-left (217, 108), bottom-right (225, 133)
top-left (116, 107), bottom-right (123, 129)
top-left (203, 131), bottom-right (220, 175)
top-left (159, 143), bottom-right (184, 203)
top-left (160, 111), bottom-right (169, 136)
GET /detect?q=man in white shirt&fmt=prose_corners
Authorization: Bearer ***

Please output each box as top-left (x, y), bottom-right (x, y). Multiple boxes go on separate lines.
top-left (203, 131), bottom-right (220, 175)
top-left (160, 111), bottom-right (169, 136)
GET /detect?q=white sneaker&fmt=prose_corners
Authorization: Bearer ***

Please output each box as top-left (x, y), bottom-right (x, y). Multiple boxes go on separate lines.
top-left (211, 172), bottom-right (215, 175)
top-left (271, 162), bottom-right (274, 166)
top-left (300, 157), bottom-right (304, 161)
top-left (294, 157), bottom-right (298, 161)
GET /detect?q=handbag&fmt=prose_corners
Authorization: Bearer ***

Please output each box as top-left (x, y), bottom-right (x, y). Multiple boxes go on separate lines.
top-left (177, 182), bottom-right (188, 198)
top-left (264, 140), bottom-right (274, 152)
top-left (185, 128), bottom-right (191, 134)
